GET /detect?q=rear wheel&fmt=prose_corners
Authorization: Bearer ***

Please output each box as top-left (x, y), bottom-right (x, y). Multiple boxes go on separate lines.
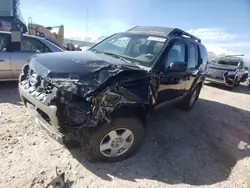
top-left (178, 85), bottom-right (201, 111)
top-left (82, 117), bottom-right (145, 162)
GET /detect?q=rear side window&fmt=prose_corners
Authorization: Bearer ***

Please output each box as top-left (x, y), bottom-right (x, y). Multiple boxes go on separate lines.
top-left (21, 36), bottom-right (51, 53)
top-left (0, 33), bottom-right (10, 52)
top-left (188, 43), bottom-right (198, 68)
top-left (199, 44), bottom-right (208, 64)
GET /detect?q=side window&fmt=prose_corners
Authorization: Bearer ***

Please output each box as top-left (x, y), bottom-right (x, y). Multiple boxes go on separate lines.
top-left (21, 37), bottom-right (51, 53)
top-left (199, 44), bottom-right (208, 65)
top-left (163, 41), bottom-right (186, 71)
top-left (0, 33), bottom-right (10, 52)
top-left (188, 43), bottom-right (198, 68)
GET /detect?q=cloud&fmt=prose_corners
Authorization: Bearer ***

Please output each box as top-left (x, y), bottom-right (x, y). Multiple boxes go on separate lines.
top-left (188, 28), bottom-right (250, 58)
top-left (187, 28), bottom-right (239, 41)
top-left (205, 44), bottom-right (240, 55)
top-left (215, 42), bottom-right (250, 48)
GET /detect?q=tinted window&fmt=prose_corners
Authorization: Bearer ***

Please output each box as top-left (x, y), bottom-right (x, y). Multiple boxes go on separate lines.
top-left (188, 43), bottom-right (198, 68)
top-left (199, 44), bottom-right (208, 64)
top-left (217, 61), bottom-right (239, 66)
top-left (0, 33), bottom-right (9, 52)
top-left (163, 41), bottom-right (186, 71)
top-left (21, 37), bottom-right (51, 53)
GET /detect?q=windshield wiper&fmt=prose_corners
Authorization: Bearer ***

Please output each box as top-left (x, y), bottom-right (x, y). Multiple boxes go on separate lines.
top-left (91, 49), bottom-right (132, 64)
top-left (104, 52), bottom-right (132, 64)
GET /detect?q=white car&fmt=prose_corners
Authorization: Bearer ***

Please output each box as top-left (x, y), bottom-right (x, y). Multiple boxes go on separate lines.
top-left (0, 31), bottom-right (64, 81)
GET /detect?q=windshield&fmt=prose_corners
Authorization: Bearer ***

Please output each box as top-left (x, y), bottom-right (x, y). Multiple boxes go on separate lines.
top-left (91, 33), bottom-right (166, 67)
top-left (216, 60), bottom-right (239, 66)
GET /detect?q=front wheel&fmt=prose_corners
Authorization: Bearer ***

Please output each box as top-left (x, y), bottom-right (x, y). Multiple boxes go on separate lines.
top-left (244, 80), bottom-right (249, 86)
top-left (82, 117), bottom-right (145, 162)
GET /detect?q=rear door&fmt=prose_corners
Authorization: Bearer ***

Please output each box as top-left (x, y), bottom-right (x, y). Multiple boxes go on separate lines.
top-left (185, 42), bottom-right (199, 91)
top-left (10, 36), bottom-right (51, 78)
top-left (0, 33), bottom-right (12, 80)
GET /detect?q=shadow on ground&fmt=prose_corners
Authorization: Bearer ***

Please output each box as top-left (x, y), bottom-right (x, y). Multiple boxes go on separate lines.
top-left (0, 81), bottom-right (21, 105)
top-left (68, 98), bottom-right (250, 186)
top-left (205, 82), bottom-right (250, 94)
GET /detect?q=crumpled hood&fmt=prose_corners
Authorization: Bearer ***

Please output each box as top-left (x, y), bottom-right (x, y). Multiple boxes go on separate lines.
top-left (28, 51), bottom-right (147, 97)
top-left (207, 63), bottom-right (238, 71)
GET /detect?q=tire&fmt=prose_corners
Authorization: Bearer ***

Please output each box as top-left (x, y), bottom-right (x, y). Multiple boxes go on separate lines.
top-left (244, 80), bottom-right (249, 86)
top-left (234, 80), bottom-right (240, 87)
top-left (227, 82), bottom-right (235, 91)
top-left (228, 86), bottom-right (234, 91)
top-left (178, 85), bottom-right (201, 111)
top-left (82, 117), bottom-right (145, 162)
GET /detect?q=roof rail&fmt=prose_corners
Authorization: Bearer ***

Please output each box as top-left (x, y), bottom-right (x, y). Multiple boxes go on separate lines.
top-left (126, 26), bottom-right (201, 43)
top-left (127, 26), bottom-right (139, 31)
top-left (169, 28), bottom-right (201, 43)
top-left (225, 54), bottom-right (244, 57)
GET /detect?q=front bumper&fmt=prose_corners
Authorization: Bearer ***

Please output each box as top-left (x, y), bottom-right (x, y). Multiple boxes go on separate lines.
top-left (205, 77), bottom-right (227, 85)
top-left (19, 83), bottom-right (65, 144)
top-left (205, 73), bottom-right (235, 87)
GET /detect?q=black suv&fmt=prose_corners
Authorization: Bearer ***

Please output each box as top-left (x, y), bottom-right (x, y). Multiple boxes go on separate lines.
top-left (19, 26), bottom-right (207, 162)
top-left (205, 55), bottom-right (249, 89)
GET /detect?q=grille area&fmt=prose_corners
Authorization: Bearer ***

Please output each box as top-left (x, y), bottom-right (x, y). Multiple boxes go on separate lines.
top-left (20, 66), bottom-right (58, 105)
top-left (207, 68), bottom-right (226, 79)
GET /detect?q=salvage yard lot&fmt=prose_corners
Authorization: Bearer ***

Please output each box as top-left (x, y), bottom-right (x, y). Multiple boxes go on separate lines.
top-left (0, 82), bottom-right (249, 188)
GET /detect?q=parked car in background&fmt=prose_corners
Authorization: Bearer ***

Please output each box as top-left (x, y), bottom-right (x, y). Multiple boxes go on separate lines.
top-left (244, 67), bottom-right (250, 86)
top-left (205, 55), bottom-right (249, 89)
top-left (19, 26), bottom-right (208, 162)
top-left (0, 31), bottom-right (64, 81)
top-left (80, 46), bottom-right (91, 51)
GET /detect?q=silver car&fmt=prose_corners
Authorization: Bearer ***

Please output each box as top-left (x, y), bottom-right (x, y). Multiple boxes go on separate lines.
top-left (0, 31), bottom-right (64, 81)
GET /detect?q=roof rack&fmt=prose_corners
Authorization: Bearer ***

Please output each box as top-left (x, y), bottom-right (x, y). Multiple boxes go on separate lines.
top-left (169, 28), bottom-right (201, 43)
top-left (127, 26), bottom-right (201, 43)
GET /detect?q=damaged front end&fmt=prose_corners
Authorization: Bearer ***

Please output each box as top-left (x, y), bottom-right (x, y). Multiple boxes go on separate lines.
top-left (19, 56), bottom-right (149, 143)
top-left (222, 71), bottom-right (237, 86)
top-left (52, 77), bottom-right (146, 129)
top-left (205, 67), bottom-right (239, 87)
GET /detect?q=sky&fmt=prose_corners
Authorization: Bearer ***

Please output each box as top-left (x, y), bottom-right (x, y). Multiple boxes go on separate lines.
top-left (21, 0), bottom-right (250, 58)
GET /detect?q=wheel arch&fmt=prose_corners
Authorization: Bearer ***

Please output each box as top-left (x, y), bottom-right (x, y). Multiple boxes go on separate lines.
top-left (110, 104), bottom-right (148, 126)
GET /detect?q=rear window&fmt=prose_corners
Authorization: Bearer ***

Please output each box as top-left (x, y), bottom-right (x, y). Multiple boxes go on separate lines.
top-left (217, 61), bottom-right (239, 66)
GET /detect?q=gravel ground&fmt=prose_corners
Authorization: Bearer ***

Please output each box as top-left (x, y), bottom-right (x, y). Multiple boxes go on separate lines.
top-left (0, 82), bottom-right (249, 188)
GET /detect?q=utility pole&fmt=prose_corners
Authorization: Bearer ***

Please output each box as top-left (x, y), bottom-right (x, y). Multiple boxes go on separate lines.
top-left (85, 9), bottom-right (88, 42)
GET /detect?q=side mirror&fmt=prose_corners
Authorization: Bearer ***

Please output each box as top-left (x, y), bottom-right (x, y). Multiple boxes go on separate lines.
top-left (36, 50), bottom-right (40, 54)
top-left (168, 61), bottom-right (188, 72)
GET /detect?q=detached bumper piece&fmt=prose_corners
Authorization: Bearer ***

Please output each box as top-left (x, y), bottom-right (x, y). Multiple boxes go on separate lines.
top-left (27, 102), bottom-right (65, 144)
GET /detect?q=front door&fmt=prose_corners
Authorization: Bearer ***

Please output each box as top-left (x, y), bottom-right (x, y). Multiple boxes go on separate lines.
top-left (155, 39), bottom-right (188, 104)
top-left (0, 33), bottom-right (13, 80)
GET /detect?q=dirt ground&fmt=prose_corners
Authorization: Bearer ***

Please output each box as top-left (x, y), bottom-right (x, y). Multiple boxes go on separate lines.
top-left (0, 82), bottom-right (249, 188)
